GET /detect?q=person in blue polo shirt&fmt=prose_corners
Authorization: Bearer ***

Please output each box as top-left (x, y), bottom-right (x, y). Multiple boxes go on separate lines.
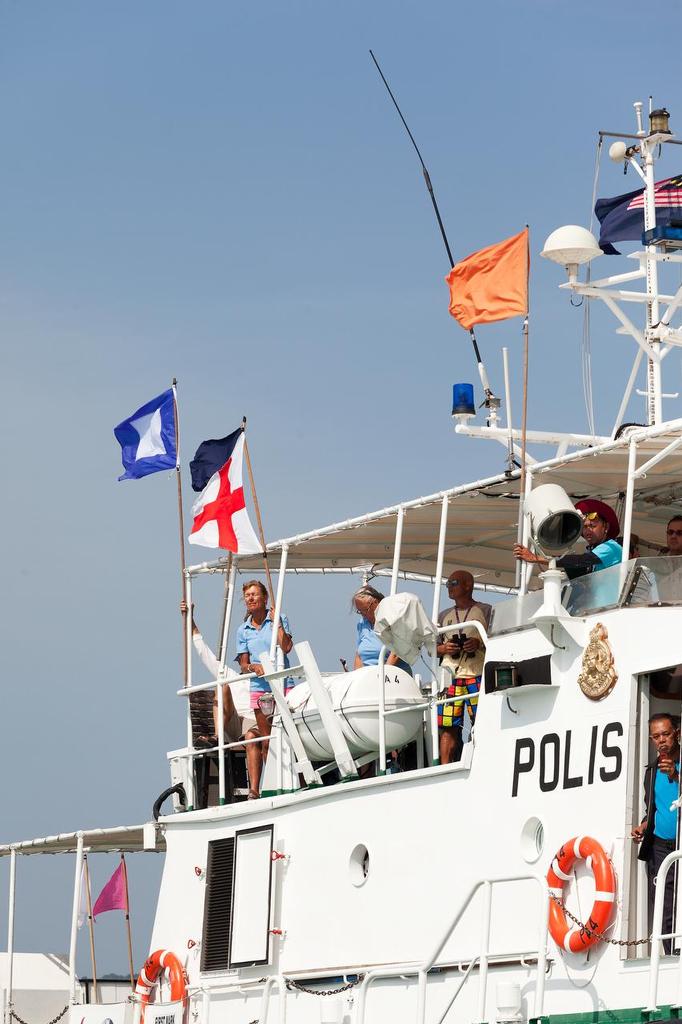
top-left (632, 713), bottom-right (681, 954)
top-left (235, 579), bottom-right (295, 798)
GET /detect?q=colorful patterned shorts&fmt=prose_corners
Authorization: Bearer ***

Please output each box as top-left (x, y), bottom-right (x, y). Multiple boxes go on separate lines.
top-left (437, 676), bottom-right (481, 729)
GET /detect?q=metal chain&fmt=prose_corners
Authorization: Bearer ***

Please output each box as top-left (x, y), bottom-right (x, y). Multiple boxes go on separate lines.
top-left (284, 975), bottom-right (365, 996)
top-left (550, 894), bottom-right (650, 947)
top-left (10, 1006), bottom-right (69, 1024)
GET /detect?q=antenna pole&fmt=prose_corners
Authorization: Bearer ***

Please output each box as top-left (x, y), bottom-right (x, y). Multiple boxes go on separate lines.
top-left (641, 133), bottom-right (662, 424)
top-left (369, 50), bottom-right (499, 416)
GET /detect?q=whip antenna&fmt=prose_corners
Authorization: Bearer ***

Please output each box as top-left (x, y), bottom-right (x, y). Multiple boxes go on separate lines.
top-left (369, 50), bottom-right (500, 421)
top-left (369, 49), bottom-right (454, 268)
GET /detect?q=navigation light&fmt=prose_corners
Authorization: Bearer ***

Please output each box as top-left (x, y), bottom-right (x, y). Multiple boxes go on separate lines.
top-left (649, 108), bottom-right (671, 135)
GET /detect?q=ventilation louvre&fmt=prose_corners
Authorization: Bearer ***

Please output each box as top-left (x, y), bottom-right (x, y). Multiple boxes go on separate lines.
top-left (200, 837), bottom-right (235, 972)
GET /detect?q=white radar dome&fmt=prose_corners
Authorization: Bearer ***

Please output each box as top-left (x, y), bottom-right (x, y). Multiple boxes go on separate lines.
top-left (540, 225), bottom-right (602, 266)
top-left (609, 140), bottom-right (628, 162)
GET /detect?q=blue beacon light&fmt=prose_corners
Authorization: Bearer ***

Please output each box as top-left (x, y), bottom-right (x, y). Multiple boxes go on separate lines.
top-left (452, 383), bottom-right (476, 418)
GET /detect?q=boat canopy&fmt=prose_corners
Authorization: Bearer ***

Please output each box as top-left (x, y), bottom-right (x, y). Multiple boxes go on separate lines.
top-left (189, 423), bottom-right (682, 590)
top-left (0, 823), bottom-right (165, 857)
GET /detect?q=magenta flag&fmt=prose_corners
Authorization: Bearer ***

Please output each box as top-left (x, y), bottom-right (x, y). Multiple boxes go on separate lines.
top-left (92, 861), bottom-right (127, 919)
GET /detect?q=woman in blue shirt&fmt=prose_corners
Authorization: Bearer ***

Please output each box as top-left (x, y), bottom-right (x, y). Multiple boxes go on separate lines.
top-left (352, 586), bottom-right (410, 673)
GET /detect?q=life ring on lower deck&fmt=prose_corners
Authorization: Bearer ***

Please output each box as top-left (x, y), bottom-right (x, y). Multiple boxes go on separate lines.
top-left (547, 836), bottom-right (616, 953)
top-left (135, 949), bottom-right (187, 1020)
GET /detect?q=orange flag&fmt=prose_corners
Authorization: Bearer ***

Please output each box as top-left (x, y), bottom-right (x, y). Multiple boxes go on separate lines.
top-left (446, 228), bottom-right (528, 330)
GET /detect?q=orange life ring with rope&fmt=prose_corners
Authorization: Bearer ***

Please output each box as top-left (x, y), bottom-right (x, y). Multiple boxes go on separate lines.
top-left (546, 836), bottom-right (616, 952)
top-left (135, 949), bottom-right (187, 1020)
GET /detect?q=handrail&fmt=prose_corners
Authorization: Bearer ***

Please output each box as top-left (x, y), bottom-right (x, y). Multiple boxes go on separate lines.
top-left (355, 873), bottom-right (548, 1024)
top-left (175, 671), bottom-right (285, 805)
top-left (645, 847), bottom-right (682, 1011)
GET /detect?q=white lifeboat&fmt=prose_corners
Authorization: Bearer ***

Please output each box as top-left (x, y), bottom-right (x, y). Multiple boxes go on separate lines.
top-left (287, 664), bottom-right (424, 761)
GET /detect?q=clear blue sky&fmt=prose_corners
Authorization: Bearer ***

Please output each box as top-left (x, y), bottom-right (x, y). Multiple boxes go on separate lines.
top-left (0, 0), bottom-right (680, 974)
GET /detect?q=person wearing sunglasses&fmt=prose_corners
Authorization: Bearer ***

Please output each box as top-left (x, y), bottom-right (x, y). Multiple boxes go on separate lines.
top-left (436, 570), bottom-right (490, 764)
top-left (514, 499), bottom-right (622, 579)
top-left (666, 517), bottom-right (682, 556)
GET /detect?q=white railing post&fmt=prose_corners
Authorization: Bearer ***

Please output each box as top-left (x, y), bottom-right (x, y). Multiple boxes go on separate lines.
top-left (646, 848), bottom-right (679, 1011)
top-left (416, 968), bottom-right (428, 1024)
top-left (184, 573), bottom-right (196, 810)
top-left (621, 438), bottom-right (637, 568)
top-left (533, 880), bottom-right (549, 1019)
top-left (476, 880), bottom-right (493, 1023)
top-left (218, 559), bottom-right (237, 673)
top-left (430, 495), bottom-right (449, 766)
top-left (378, 645), bottom-right (387, 775)
top-left (216, 680), bottom-right (226, 804)
top-left (69, 833), bottom-right (85, 1004)
top-left (518, 468), bottom-right (532, 598)
top-left (5, 848), bottom-right (16, 1024)
top-left (270, 546), bottom-right (289, 661)
top-left (390, 507), bottom-right (404, 596)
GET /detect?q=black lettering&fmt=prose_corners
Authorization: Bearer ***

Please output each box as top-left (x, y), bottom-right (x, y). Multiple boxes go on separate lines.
top-left (512, 738), bottom-right (535, 797)
top-left (563, 730), bottom-right (584, 789)
top-left (600, 722), bottom-right (623, 782)
top-left (587, 724), bottom-right (598, 785)
top-left (539, 734), bottom-right (560, 792)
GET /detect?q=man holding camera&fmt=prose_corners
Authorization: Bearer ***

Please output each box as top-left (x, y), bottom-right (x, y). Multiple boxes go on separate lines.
top-left (436, 570), bottom-right (490, 764)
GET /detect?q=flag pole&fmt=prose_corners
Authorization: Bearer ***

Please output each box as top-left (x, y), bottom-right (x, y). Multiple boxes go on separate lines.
top-left (172, 379), bottom-right (189, 684)
top-left (241, 418), bottom-right (275, 608)
top-left (517, 227), bottom-right (531, 589)
top-left (83, 854), bottom-right (99, 1003)
top-left (120, 854), bottom-right (135, 989)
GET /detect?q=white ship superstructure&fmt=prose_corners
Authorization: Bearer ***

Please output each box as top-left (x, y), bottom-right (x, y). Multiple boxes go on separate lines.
top-left (4, 102), bottom-right (682, 1024)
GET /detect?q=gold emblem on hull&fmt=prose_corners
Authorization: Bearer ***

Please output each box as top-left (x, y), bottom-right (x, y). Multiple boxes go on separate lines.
top-left (578, 622), bottom-right (618, 700)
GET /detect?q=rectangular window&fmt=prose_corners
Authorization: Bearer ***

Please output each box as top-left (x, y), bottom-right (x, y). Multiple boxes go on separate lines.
top-left (229, 826), bottom-right (274, 968)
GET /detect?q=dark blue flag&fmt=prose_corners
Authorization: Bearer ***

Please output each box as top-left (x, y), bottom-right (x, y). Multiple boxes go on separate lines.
top-left (190, 427), bottom-right (242, 492)
top-left (595, 174), bottom-right (682, 254)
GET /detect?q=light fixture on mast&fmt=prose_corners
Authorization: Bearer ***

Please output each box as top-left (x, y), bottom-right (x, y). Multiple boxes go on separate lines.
top-left (649, 108), bottom-right (671, 136)
top-left (540, 225), bottom-right (602, 282)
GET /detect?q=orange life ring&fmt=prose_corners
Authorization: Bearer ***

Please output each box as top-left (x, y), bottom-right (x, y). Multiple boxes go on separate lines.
top-left (135, 949), bottom-right (187, 1020)
top-left (546, 836), bottom-right (616, 952)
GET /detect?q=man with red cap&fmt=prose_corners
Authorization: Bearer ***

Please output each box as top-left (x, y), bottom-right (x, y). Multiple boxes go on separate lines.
top-left (514, 498), bottom-right (622, 578)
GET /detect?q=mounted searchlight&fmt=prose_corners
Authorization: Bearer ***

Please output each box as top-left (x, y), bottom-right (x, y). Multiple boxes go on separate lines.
top-left (451, 382), bottom-right (476, 422)
top-left (525, 484), bottom-right (582, 558)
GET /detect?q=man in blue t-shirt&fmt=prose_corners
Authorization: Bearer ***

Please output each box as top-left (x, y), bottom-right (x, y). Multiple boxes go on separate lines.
top-left (632, 713), bottom-right (681, 953)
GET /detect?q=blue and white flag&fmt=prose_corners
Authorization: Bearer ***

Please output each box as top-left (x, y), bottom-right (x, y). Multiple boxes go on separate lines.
top-left (114, 388), bottom-right (178, 481)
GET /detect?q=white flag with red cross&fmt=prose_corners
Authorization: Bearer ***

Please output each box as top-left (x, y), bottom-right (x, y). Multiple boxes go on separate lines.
top-left (188, 432), bottom-right (261, 552)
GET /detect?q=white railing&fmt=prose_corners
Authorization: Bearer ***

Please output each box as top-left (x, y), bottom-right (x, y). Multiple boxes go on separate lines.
top-left (177, 672), bottom-right (287, 806)
top-left (645, 848), bottom-right (682, 1011)
top-left (244, 874), bottom-right (549, 1024)
top-left (355, 874), bottom-right (549, 1024)
top-left (179, 618), bottom-right (488, 806)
